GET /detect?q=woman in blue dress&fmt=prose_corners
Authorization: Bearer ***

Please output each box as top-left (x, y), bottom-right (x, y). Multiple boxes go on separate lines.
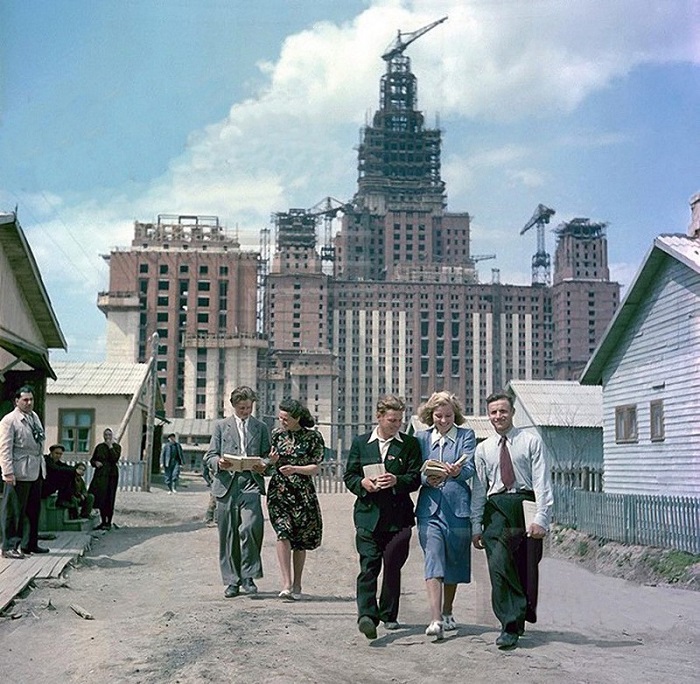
top-left (415, 392), bottom-right (476, 640)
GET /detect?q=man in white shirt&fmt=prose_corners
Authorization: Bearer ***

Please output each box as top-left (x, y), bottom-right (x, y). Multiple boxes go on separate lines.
top-left (0, 385), bottom-right (48, 559)
top-left (204, 386), bottom-right (270, 598)
top-left (471, 391), bottom-right (553, 649)
top-left (343, 395), bottom-right (422, 640)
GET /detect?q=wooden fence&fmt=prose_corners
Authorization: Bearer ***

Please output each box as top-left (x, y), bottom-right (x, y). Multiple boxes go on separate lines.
top-left (68, 460), bottom-right (146, 492)
top-left (552, 485), bottom-right (700, 555)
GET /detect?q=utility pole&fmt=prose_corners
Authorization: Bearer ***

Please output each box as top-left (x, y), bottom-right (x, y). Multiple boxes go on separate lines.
top-left (142, 332), bottom-right (159, 491)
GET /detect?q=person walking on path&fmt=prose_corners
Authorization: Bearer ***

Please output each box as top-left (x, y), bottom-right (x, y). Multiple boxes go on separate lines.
top-left (0, 385), bottom-right (48, 559)
top-left (471, 391), bottom-right (554, 650)
top-left (88, 427), bottom-right (121, 530)
top-left (204, 386), bottom-right (270, 598)
top-left (266, 398), bottom-right (324, 600)
top-left (160, 433), bottom-right (184, 494)
top-left (415, 391), bottom-right (476, 640)
top-left (343, 395), bottom-right (422, 640)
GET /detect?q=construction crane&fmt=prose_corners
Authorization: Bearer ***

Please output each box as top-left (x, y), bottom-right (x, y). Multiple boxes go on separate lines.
top-left (471, 253), bottom-right (496, 263)
top-left (381, 15), bottom-right (448, 62)
top-left (520, 204), bottom-right (556, 286)
top-left (307, 196), bottom-right (352, 271)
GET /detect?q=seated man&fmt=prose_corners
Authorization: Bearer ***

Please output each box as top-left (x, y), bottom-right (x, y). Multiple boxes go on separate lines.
top-left (43, 443), bottom-right (74, 499)
top-left (57, 462), bottom-right (95, 519)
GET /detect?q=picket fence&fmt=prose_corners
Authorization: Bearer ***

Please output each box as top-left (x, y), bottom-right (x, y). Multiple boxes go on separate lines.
top-left (69, 460), bottom-right (146, 492)
top-left (552, 485), bottom-right (700, 555)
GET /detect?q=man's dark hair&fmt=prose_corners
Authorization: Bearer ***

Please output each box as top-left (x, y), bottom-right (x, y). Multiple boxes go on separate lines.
top-left (49, 443), bottom-right (65, 453)
top-left (14, 385), bottom-right (34, 400)
top-left (230, 386), bottom-right (258, 405)
top-left (485, 391), bottom-right (515, 409)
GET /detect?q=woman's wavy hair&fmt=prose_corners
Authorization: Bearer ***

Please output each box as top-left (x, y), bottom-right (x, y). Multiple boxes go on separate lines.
top-left (417, 391), bottom-right (465, 426)
top-left (279, 398), bottom-right (315, 428)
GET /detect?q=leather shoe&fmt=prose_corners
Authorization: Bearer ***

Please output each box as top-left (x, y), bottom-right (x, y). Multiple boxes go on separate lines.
top-left (358, 616), bottom-right (377, 640)
top-left (22, 546), bottom-right (49, 554)
top-left (240, 578), bottom-right (258, 594)
top-left (496, 631), bottom-right (519, 649)
top-left (224, 584), bottom-right (240, 598)
top-left (2, 548), bottom-right (26, 560)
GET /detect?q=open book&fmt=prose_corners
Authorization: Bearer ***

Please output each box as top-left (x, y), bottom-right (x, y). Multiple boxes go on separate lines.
top-left (221, 454), bottom-right (264, 472)
top-left (421, 459), bottom-right (447, 477)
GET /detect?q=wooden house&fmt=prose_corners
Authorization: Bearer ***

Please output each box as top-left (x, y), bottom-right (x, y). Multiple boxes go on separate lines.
top-left (0, 211), bottom-right (66, 416)
top-left (45, 361), bottom-right (166, 466)
top-left (580, 227), bottom-right (700, 496)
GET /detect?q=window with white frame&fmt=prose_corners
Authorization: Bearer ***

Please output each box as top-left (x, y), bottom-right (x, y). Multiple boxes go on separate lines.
top-left (59, 409), bottom-right (95, 454)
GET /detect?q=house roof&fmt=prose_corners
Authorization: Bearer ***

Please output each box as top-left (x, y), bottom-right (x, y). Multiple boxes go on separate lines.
top-left (168, 417), bottom-right (218, 440)
top-left (581, 233), bottom-right (700, 384)
top-left (0, 212), bottom-right (66, 377)
top-left (47, 361), bottom-right (153, 395)
top-left (508, 380), bottom-right (602, 427)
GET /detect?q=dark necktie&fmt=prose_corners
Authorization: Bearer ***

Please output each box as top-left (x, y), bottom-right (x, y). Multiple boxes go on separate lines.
top-left (499, 435), bottom-right (516, 489)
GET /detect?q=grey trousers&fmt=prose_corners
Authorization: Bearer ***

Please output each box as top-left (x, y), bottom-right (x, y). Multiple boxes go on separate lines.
top-left (216, 488), bottom-right (264, 586)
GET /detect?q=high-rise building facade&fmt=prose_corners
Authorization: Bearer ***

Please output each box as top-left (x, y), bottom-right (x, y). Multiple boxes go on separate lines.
top-left (99, 215), bottom-right (265, 419)
top-left (264, 32), bottom-right (619, 448)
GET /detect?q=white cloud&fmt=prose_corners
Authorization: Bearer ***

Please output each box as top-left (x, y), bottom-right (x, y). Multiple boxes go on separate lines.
top-left (7, 0), bottom-right (697, 359)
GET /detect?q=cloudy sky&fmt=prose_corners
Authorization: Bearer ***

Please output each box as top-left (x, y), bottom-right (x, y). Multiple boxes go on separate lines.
top-left (1, 0), bottom-right (698, 361)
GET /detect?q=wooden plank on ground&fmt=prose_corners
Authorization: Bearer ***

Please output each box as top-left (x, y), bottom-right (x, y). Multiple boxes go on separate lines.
top-left (0, 531), bottom-right (93, 613)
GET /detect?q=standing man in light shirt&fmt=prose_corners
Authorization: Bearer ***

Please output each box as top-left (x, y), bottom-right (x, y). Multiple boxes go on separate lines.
top-left (204, 386), bottom-right (270, 598)
top-left (0, 385), bottom-right (48, 559)
top-left (471, 391), bottom-right (553, 650)
top-left (343, 395), bottom-right (422, 640)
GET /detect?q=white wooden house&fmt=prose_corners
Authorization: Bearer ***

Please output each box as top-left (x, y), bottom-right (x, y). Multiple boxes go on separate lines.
top-left (580, 231), bottom-right (700, 497)
top-left (507, 380), bottom-right (603, 469)
top-left (0, 211), bottom-right (66, 415)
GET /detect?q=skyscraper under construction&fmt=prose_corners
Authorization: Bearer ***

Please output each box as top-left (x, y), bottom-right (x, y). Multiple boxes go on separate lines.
top-left (264, 18), bottom-right (619, 448)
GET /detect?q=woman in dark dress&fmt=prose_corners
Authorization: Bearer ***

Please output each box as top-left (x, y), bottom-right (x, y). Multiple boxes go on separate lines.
top-left (88, 428), bottom-right (121, 530)
top-left (267, 399), bottom-right (324, 600)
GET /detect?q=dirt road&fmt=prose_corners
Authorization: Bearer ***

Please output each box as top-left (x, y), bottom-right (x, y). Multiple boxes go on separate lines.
top-left (1, 474), bottom-right (698, 683)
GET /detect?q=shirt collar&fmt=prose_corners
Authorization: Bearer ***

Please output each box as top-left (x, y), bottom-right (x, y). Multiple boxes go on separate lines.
top-left (368, 427), bottom-right (404, 443)
top-left (430, 425), bottom-right (457, 446)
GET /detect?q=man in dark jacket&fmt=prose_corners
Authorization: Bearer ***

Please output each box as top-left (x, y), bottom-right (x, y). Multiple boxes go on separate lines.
top-left (343, 395), bottom-right (422, 640)
top-left (42, 443), bottom-right (74, 499)
top-left (160, 433), bottom-right (184, 494)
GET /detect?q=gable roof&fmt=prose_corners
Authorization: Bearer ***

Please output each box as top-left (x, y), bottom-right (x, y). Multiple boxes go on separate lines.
top-left (0, 212), bottom-right (66, 350)
top-left (581, 234), bottom-right (700, 385)
top-left (47, 361), bottom-right (153, 396)
top-left (508, 380), bottom-right (602, 427)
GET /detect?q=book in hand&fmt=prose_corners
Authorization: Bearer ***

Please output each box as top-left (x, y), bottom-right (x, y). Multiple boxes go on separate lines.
top-left (221, 454), bottom-right (264, 472)
top-left (363, 463), bottom-right (386, 480)
top-left (522, 500), bottom-right (537, 530)
top-left (421, 459), bottom-right (447, 477)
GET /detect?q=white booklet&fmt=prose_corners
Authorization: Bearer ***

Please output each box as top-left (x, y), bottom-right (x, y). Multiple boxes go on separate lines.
top-left (522, 500), bottom-right (538, 529)
top-left (363, 463), bottom-right (386, 480)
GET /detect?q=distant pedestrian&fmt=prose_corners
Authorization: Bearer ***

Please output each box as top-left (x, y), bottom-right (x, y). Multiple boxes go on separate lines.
top-left (343, 395), bottom-right (422, 640)
top-left (160, 433), bottom-right (184, 493)
top-left (88, 428), bottom-right (121, 530)
top-left (471, 391), bottom-right (554, 649)
top-left (0, 385), bottom-right (48, 559)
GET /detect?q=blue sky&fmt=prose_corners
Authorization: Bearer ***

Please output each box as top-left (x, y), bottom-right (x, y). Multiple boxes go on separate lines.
top-left (1, 0), bottom-right (698, 361)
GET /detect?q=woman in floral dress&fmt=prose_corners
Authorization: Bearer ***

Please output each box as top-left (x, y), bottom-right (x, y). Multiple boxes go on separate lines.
top-left (267, 398), bottom-right (324, 599)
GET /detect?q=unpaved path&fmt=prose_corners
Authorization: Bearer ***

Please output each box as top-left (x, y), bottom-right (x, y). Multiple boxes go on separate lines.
top-left (1, 473), bottom-right (698, 683)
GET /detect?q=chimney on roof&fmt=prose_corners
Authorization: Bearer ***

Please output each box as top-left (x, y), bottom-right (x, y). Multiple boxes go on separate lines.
top-left (689, 191), bottom-right (700, 238)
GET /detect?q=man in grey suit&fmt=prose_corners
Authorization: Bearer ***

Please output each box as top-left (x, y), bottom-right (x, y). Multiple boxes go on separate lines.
top-left (204, 386), bottom-right (271, 598)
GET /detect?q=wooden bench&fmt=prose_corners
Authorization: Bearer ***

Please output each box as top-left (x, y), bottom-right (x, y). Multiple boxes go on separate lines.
top-left (39, 494), bottom-right (97, 532)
